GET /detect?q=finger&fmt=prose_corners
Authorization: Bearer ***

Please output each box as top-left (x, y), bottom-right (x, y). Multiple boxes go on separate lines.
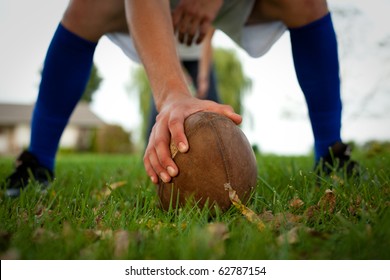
top-left (153, 124), bottom-right (179, 179)
top-left (144, 128), bottom-right (160, 184)
top-left (178, 14), bottom-right (192, 44)
top-left (203, 102), bottom-right (243, 125)
top-left (168, 113), bottom-right (189, 154)
top-left (178, 31), bottom-right (186, 45)
top-left (196, 20), bottom-right (210, 44)
top-left (221, 106), bottom-right (243, 125)
top-left (149, 148), bottom-right (172, 183)
top-left (186, 18), bottom-right (201, 46)
top-left (143, 151), bottom-right (158, 184)
top-left (171, 7), bottom-right (183, 33)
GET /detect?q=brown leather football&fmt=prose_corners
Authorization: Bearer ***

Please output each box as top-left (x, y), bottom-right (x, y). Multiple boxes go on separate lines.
top-left (157, 112), bottom-right (258, 212)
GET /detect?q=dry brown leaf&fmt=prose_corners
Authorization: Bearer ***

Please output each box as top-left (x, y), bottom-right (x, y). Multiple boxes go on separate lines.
top-left (62, 221), bottom-right (73, 238)
top-left (95, 213), bottom-right (104, 228)
top-left (318, 189), bottom-right (336, 214)
top-left (103, 181), bottom-right (127, 197)
top-left (305, 205), bottom-right (320, 221)
top-left (257, 210), bottom-right (302, 231)
top-left (32, 228), bottom-right (57, 243)
top-left (289, 198), bottom-right (305, 209)
top-left (17, 211), bottom-right (29, 226)
top-left (258, 210), bottom-right (274, 223)
top-left (277, 226), bottom-right (317, 245)
top-left (348, 195), bottom-right (362, 216)
top-left (84, 229), bottom-right (101, 242)
top-left (170, 142), bottom-right (179, 158)
top-left (305, 189), bottom-right (337, 221)
top-left (0, 248), bottom-right (21, 260)
top-left (94, 229), bottom-right (113, 239)
top-left (206, 223), bottom-right (230, 241)
top-left (330, 174), bottom-right (345, 186)
top-left (114, 230), bottom-right (130, 258)
top-left (35, 205), bottom-right (45, 218)
top-left (277, 226), bottom-right (301, 245)
top-left (199, 223), bottom-right (230, 258)
top-left (272, 212), bottom-right (302, 230)
top-left (225, 183), bottom-right (265, 231)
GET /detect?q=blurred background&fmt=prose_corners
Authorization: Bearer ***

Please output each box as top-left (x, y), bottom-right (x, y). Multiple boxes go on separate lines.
top-left (0, 0), bottom-right (389, 156)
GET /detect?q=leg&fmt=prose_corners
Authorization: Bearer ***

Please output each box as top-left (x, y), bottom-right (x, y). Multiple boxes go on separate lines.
top-left (30, 0), bottom-right (128, 171)
top-left (6, 0), bottom-right (130, 196)
top-left (206, 65), bottom-right (220, 103)
top-left (248, 0), bottom-right (328, 28)
top-left (250, 0), bottom-right (343, 162)
top-left (183, 60), bottom-right (220, 103)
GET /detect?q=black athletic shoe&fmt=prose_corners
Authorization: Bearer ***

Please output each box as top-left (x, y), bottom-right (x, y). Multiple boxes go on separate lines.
top-left (315, 141), bottom-right (360, 177)
top-left (4, 151), bottom-right (54, 198)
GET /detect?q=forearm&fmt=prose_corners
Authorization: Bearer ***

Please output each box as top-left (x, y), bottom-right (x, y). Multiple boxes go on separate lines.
top-left (198, 28), bottom-right (214, 85)
top-left (125, 0), bottom-right (191, 111)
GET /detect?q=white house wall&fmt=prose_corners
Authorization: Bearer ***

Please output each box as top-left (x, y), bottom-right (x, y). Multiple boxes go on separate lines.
top-left (0, 124), bottom-right (81, 154)
top-left (59, 125), bottom-right (79, 148)
top-left (13, 124), bottom-right (30, 151)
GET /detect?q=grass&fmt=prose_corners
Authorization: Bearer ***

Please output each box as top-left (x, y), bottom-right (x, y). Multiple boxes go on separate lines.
top-left (0, 143), bottom-right (389, 260)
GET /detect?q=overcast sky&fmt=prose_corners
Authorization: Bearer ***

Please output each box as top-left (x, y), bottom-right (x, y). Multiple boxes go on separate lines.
top-left (0, 0), bottom-right (389, 155)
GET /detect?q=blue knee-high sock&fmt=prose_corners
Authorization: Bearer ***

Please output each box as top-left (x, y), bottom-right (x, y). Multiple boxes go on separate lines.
top-left (289, 13), bottom-right (342, 162)
top-left (29, 23), bottom-right (97, 171)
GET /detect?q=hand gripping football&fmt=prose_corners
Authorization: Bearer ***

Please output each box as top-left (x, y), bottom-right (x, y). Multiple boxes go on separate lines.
top-left (157, 112), bottom-right (258, 212)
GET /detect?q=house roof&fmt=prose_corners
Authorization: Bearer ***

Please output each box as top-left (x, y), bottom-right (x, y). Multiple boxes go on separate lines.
top-left (0, 102), bottom-right (105, 127)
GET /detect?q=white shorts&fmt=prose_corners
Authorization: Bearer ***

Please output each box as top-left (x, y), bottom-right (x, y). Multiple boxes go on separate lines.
top-left (107, 0), bottom-right (287, 63)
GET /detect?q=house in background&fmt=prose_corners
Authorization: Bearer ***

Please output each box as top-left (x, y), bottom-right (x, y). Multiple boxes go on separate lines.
top-left (0, 103), bottom-right (105, 155)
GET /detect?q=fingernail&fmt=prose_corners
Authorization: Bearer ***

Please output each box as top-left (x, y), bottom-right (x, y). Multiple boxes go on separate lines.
top-left (160, 172), bottom-right (171, 183)
top-left (167, 166), bottom-right (177, 177)
top-left (178, 142), bottom-right (187, 153)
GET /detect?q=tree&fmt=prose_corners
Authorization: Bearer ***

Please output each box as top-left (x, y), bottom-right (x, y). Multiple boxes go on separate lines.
top-left (213, 48), bottom-right (252, 115)
top-left (129, 47), bottom-right (252, 145)
top-left (92, 124), bottom-right (134, 154)
top-left (129, 67), bottom-right (152, 143)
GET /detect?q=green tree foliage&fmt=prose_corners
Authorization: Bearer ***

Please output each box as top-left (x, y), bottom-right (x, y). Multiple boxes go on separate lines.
top-left (129, 48), bottom-right (252, 144)
top-left (213, 48), bottom-right (252, 115)
top-left (81, 63), bottom-right (103, 103)
top-left (93, 124), bottom-right (134, 153)
top-left (129, 68), bottom-right (152, 143)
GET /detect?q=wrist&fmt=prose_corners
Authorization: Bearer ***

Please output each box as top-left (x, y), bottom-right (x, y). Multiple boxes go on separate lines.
top-left (154, 79), bottom-right (192, 112)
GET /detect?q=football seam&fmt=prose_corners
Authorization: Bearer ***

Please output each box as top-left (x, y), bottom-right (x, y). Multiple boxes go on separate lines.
top-left (208, 117), bottom-right (232, 187)
top-left (185, 113), bottom-right (232, 187)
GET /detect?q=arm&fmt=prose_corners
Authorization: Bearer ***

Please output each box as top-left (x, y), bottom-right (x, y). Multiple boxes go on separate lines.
top-left (126, 0), bottom-right (241, 184)
top-left (196, 27), bottom-right (215, 99)
top-left (126, 0), bottom-right (189, 110)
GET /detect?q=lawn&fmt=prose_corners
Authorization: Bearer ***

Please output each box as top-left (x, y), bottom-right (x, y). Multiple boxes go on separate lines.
top-left (0, 142), bottom-right (389, 260)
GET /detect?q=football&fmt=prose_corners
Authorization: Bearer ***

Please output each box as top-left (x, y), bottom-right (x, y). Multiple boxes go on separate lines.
top-left (157, 112), bottom-right (258, 212)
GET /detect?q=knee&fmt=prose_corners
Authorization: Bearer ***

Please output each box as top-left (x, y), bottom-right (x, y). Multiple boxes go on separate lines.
top-left (275, 0), bottom-right (327, 11)
top-left (297, 0), bottom-right (328, 15)
top-left (286, 0), bottom-right (328, 25)
top-left (262, 0), bottom-right (329, 27)
top-left (62, 0), bottom-right (127, 42)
